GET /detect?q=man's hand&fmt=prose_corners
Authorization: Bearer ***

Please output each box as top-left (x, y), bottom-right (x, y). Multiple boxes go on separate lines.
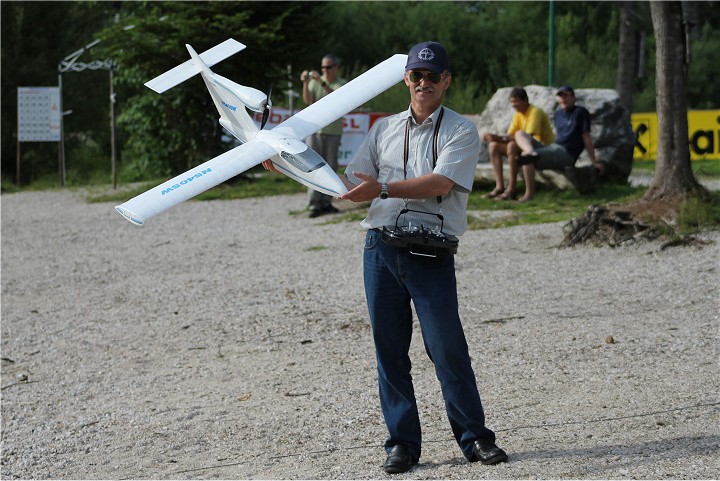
top-left (340, 171), bottom-right (381, 202)
top-left (483, 133), bottom-right (507, 143)
top-left (261, 159), bottom-right (281, 174)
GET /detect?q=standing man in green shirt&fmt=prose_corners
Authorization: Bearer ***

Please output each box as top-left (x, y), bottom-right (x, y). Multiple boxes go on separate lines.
top-left (300, 55), bottom-right (347, 217)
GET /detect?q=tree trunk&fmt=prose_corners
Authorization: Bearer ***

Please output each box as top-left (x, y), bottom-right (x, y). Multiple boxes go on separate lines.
top-left (616, 1), bottom-right (637, 118)
top-left (644, 1), bottom-right (702, 201)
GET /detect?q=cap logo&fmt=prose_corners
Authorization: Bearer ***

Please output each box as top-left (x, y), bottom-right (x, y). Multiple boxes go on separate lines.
top-left (418, 48), bottom-right (435, 61)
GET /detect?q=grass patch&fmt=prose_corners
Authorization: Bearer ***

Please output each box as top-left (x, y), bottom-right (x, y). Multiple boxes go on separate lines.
top-left (11, 161), bottom-right (717, 233)
top-left (320, 210), bottom-right (369, 225)
top-left (85, 181), bottom-right (161, 203)
top-left (677, 193), bottom-right (720, 234)
top-left (53, 170), bottom-right (650, 231)
top-left (633, 159), bottom-right (720, 177)
top-left (1, 173), bottom-right (72, 193)
top-left (195, 172), bottom-right (305, 201)
top-left (84, 168), bottom-right (305, 204)
top-left (692, 160), bottom-right (720, 177)
top-left (466, 181), bottom-right (647, 229)
top-left (305, 245), bottom-right (329, 252)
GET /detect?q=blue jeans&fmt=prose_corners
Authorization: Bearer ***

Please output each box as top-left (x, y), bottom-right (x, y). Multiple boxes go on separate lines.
top-left (363, 229), bottom-right (496, 461)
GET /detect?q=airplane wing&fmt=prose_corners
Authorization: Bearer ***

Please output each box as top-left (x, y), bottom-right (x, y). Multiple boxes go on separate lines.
top-left (115, 140), bottom-right (276, 225)
top-left (272, 54), bottom-right (407, 141)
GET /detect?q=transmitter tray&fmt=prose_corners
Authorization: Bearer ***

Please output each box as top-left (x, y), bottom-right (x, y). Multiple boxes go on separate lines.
top-left (381, 225), bottom-right (458, 256)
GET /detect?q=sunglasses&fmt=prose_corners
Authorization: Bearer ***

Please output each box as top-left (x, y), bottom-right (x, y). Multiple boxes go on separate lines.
top-left (407, 71), bottom-right (444, 84)
top-left (321, 64), bottom-right (336, 70)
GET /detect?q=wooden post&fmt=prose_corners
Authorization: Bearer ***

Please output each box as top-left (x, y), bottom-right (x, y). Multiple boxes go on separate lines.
top-left (16, 136), bottom-right (21, 185)
top-left (110, 66), bottom-right (117, 189)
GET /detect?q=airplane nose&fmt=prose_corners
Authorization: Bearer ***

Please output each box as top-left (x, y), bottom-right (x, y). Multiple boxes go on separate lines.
top-left (316, 163), bottom-right (348, 196)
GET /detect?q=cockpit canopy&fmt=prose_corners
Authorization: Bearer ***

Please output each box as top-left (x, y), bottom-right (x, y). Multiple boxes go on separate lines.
top-left (280, 149), bottom-right (326, 173)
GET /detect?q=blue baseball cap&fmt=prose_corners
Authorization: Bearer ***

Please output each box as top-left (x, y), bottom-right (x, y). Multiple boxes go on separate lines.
top-left (556, 85), bottom-right (575, 95)
top-left (405, 41), bottom-right (450, 74)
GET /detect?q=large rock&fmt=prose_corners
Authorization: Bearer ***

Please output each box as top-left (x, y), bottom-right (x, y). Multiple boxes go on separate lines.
top-left (468, 85), bottom-right (635, 184)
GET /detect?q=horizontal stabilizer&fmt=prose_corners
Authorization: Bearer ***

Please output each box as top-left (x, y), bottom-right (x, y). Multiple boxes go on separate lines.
top-left (145, 39), bottom-right (246, 94)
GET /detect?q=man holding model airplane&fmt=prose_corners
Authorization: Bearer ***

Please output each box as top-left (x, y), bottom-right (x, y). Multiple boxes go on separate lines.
top-left (340, 41), bottom-right (507, 474)
top-left (117, 37), bottom-right (505, 474)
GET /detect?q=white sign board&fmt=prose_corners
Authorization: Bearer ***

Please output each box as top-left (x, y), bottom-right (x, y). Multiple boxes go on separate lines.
top-left (337, 113), bottom-right (370, 165)
top-left (17, 87), bottom-right (61, 142)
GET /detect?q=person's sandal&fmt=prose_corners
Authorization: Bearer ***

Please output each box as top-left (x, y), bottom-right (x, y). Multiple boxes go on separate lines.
top-left (482, 187), bottom-right (505, 199)
top-left (494, 190), bottom-right (516, 201)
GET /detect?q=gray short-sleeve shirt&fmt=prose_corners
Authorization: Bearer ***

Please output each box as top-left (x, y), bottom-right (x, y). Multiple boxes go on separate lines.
top-left (344, 105), bottom-right (480, 236)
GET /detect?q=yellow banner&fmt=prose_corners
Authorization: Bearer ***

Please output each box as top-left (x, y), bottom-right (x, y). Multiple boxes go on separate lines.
top-left (631, 110), bottom-right (720, 161)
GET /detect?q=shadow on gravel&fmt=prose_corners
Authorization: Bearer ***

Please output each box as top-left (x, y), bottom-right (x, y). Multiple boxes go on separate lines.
top-left (509, 434), bottom-right (720, 465)
top-left (400, 434), bottom-right (719, 473)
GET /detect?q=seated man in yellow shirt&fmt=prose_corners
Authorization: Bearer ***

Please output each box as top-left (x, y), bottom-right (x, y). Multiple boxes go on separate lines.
top-left (482, 87), bottom-right (554, 200)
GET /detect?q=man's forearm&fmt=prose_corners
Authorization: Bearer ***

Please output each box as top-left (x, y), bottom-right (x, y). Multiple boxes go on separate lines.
top-left (301, 81), bottom-right (314, 105)
top-left (582, 132), bottom-right (597, 162)
top-left (341, 172), bottom-right (454, 203)
top-left (388, 173), bottom-right (454, 199)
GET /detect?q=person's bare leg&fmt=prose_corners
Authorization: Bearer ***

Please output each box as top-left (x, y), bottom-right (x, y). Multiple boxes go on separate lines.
top-left (506, 140), bottom-right (520, 195)
top-left (519, 163), bottom-right (536, 202)
top-left (488, 141), bottom-right (507, 195)
top-left (496, 141), bottom-right (519, 200)
top-left (514, 131), bottom-right (538, 156)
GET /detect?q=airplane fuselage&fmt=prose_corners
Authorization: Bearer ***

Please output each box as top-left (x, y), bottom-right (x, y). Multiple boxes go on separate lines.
top-left (255, 130), bottom-right (347, 197)
top-left (211, 74), bottom-right (347, 197)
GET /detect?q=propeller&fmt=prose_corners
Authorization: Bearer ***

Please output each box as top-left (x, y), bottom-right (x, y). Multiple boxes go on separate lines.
top-left (260, 83), bottom-right (273, 130)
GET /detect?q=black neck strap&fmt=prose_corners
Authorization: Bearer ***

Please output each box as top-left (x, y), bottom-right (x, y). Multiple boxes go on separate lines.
top-left (404, 107), bottom-right (445, 204)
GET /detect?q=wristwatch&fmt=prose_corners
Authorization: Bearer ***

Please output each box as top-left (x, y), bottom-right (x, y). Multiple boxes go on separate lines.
top-left (379, 183), bottom-right (389, 199)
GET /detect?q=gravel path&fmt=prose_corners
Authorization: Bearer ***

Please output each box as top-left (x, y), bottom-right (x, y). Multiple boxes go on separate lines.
top-left (1, 190), bottom-right (718, 479)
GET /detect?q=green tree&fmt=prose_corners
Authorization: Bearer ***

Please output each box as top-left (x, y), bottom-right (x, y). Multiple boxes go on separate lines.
top-left (95, 1), bottom-right (324, 180)
top-left (644, 1), bottom-right (704, 202)
top-left (1, 1), bottom-right (117, 184)
top-left (687, 21), bottom-right (720, 110)
top-left (3, 1), bottom-right (718, 187)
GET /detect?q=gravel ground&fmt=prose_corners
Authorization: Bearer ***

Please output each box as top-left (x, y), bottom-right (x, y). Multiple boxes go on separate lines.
top-left (1, 190), bottom-right (719, 480)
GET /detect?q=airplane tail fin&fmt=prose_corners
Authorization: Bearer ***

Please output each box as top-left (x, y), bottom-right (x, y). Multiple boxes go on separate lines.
top-left (145, 39), bottom-right (245, 94)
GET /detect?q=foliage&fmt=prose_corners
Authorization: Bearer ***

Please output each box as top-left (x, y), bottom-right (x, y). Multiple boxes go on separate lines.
top-left (95, 1), bottom-right (324, 180)
top-left (553, 2), bottom-right (620, 89)
top-left (2, 1), bottom-right (719, 187)
top-left (688, 23), bottom-right (720, 110)
top-left (1, 1), bottom-right (118, 184)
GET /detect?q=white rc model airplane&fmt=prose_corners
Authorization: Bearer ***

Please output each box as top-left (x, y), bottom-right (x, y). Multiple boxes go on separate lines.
top-left (115, 38), bottom-right (408, 225)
